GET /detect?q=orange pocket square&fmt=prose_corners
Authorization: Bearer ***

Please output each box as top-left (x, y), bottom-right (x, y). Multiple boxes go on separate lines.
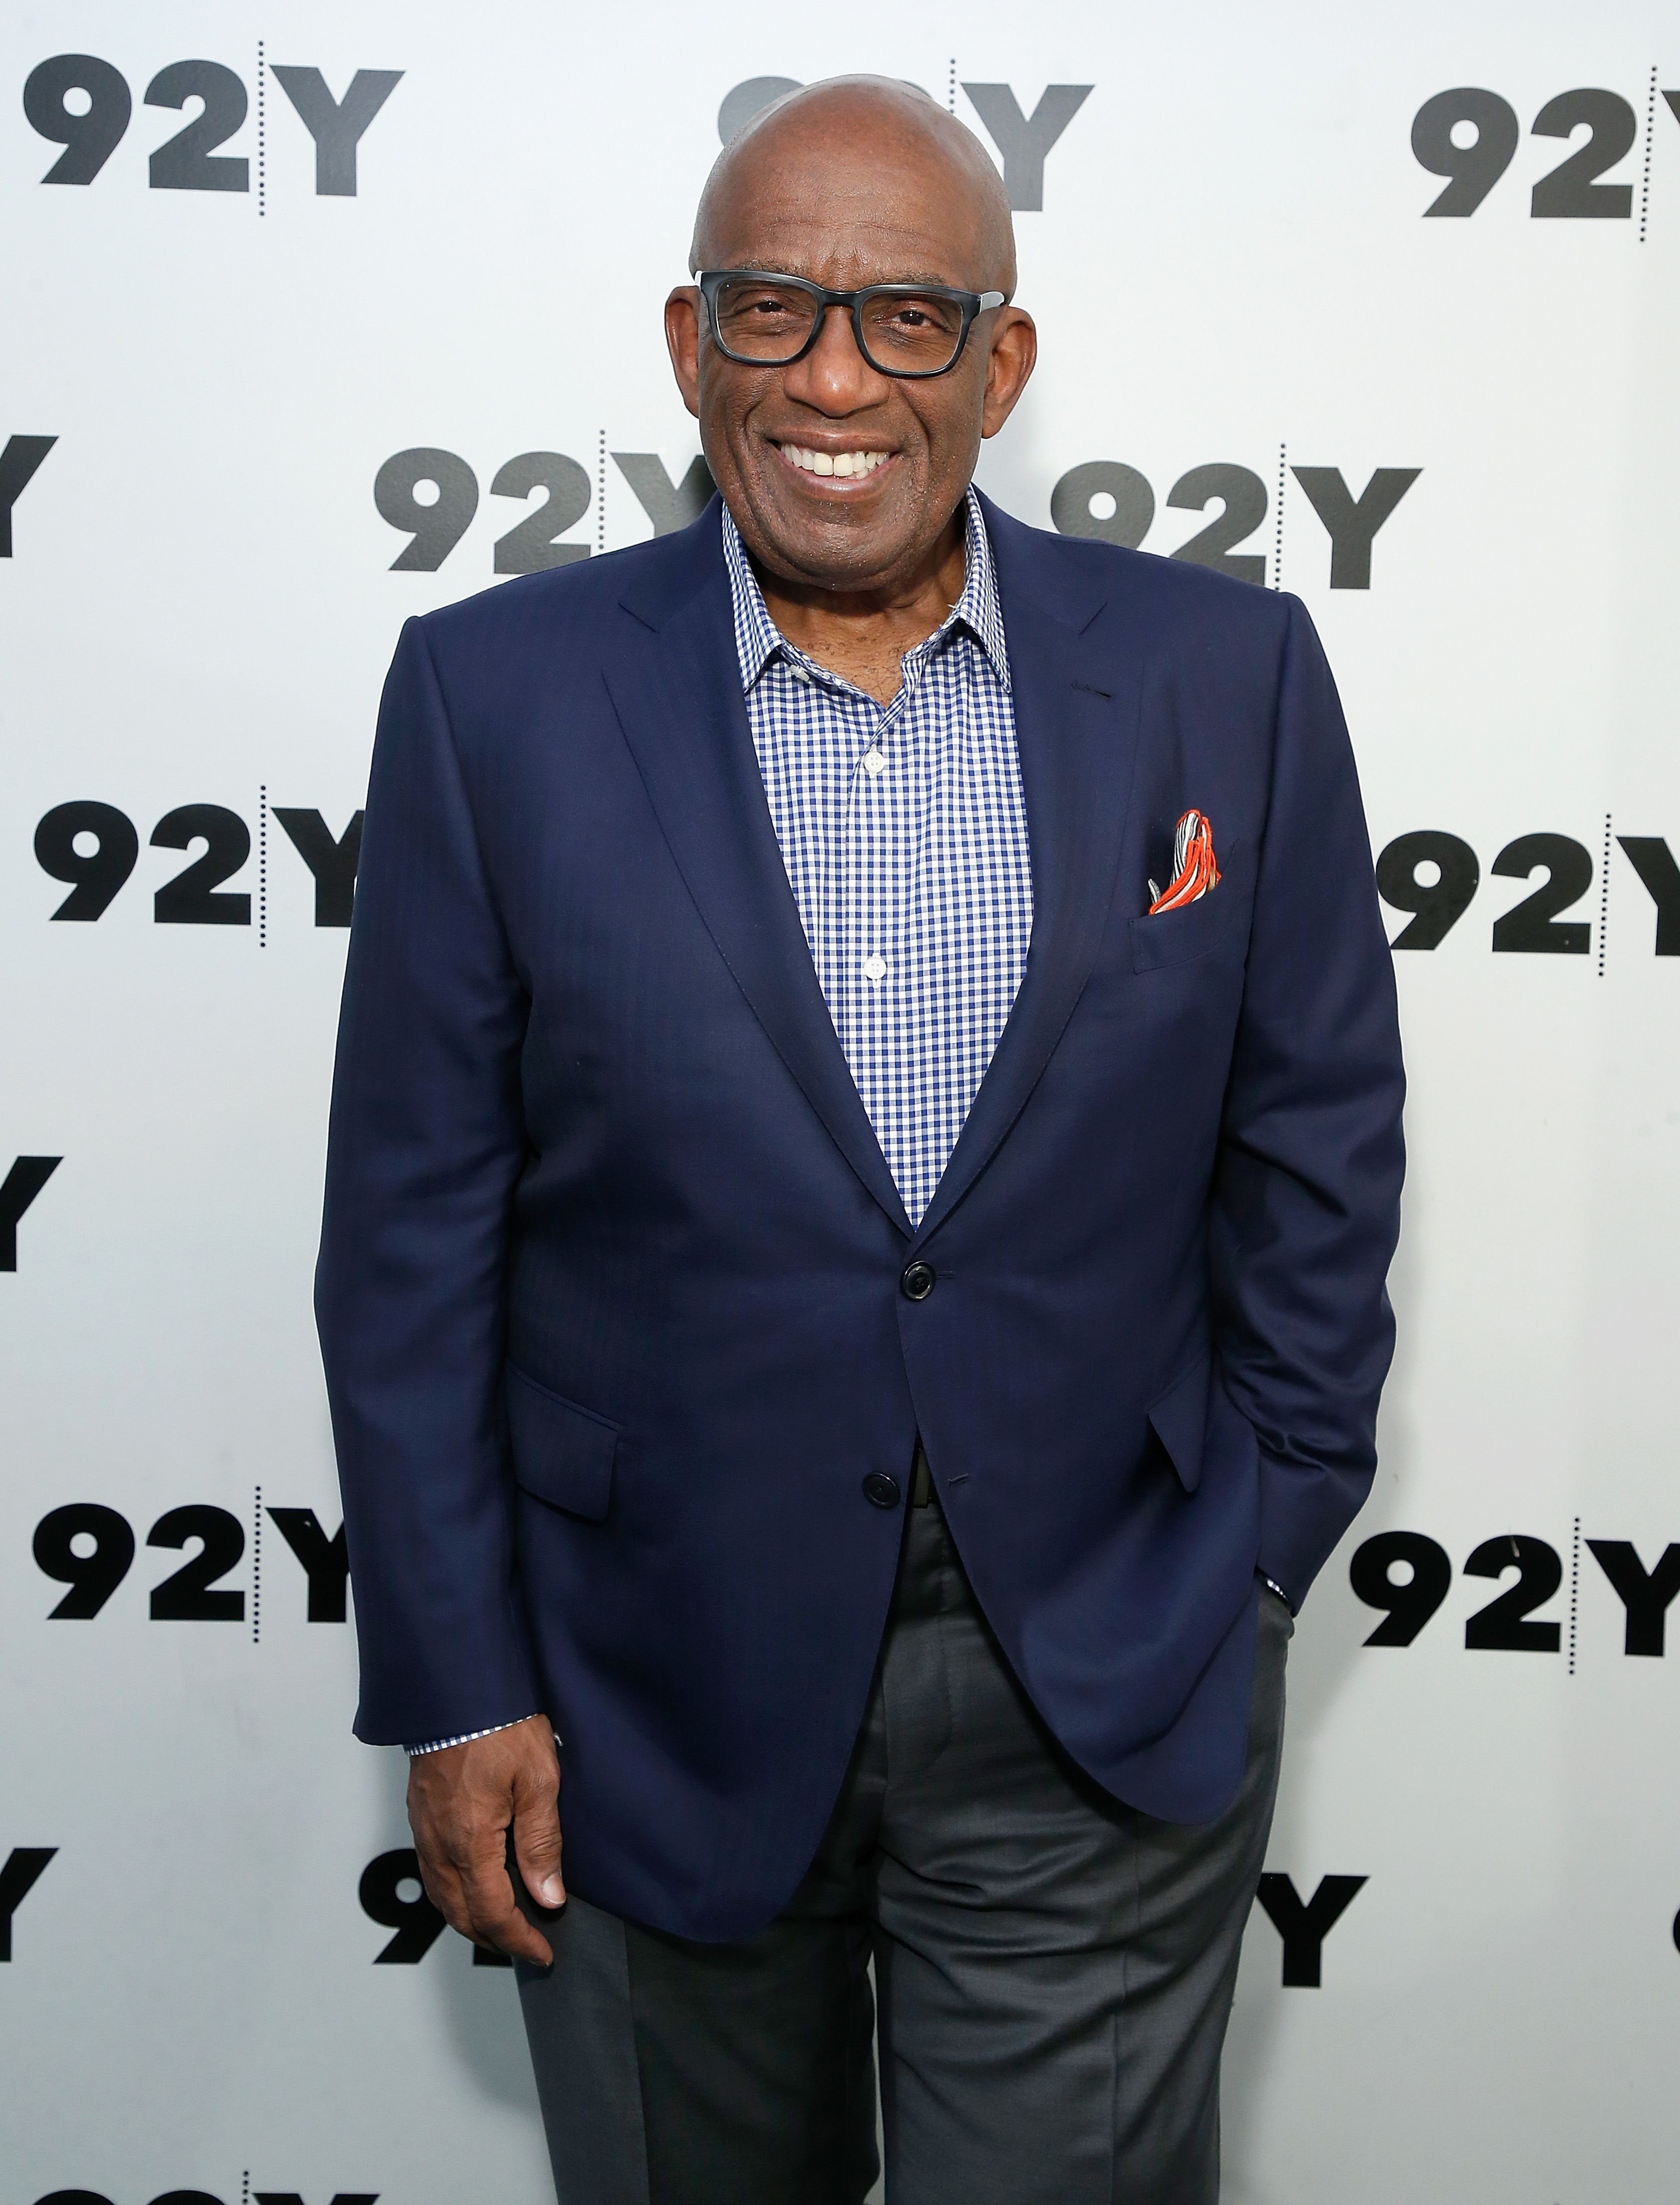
top-left (1148, 810), bottom-right (1221, 914)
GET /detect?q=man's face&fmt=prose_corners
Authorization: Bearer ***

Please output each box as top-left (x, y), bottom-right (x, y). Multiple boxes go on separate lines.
top-left (666, 107), bottom-right (1035, 596)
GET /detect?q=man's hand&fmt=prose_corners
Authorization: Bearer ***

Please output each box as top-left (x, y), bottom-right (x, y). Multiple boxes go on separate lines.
top-left (408, 1714), bottom-right (564, 1965)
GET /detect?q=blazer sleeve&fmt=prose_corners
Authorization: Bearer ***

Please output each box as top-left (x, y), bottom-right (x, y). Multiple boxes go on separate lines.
top-left (315, 616), bottom-right (539, 1744)
top-left (1211, 596), bottom-right (1406, 1607)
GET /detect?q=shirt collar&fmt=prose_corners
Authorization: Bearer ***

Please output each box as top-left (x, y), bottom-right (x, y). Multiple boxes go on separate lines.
top-left (721, 483), bottom-right (1011, 697)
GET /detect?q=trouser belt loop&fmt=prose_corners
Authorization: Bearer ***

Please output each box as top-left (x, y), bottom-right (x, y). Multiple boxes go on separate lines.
top-left (910, 1438), bottom-right (933, 1507)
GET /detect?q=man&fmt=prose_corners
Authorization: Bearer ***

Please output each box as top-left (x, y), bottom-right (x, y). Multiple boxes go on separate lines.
top-left (317, 76), bottom-right (1404, 2204)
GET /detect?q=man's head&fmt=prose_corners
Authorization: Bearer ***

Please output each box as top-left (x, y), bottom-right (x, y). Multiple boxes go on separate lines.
top-left (665, 77), bottom-right (1036, 598)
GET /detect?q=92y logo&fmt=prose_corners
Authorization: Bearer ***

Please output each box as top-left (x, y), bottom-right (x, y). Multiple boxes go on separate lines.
top-left (1052, 461), bottom-right (1420, 589)
top-left (374, 448), bottom-right (716, 572)
top-left (717, 78), bottom-right (1091, 211)
top-left (22, 55), bottom-right (401, 195)
top-left (1378, 830), bottom-right (1680, 956)
top-left (32, 1503), bottom-right (350, 1622)
top-left (1352, 1531), bottom-right (1680, 1656)
top-left (32, 803), bottom-right (361, 927)
top-left (1411, 84), bottom-right (1678, 218)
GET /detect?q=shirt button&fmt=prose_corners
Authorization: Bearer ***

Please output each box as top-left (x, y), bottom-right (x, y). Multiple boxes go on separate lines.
top-left (900, 1262), bottom-right (935, 1302)
top-left (862, 954), bottom-right (887, 983)
top-left (862, 1471), bottom-right (902, 1509)
top-left (861, 748), bottom-right (887, 776)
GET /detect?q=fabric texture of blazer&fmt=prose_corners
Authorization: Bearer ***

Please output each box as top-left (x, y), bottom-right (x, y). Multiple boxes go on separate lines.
top-left (316, 491), bottom-right (1406, 1942)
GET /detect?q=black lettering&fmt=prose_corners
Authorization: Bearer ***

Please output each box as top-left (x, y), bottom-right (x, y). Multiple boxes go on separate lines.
top-left (1290, 466), bottom-right (1421, 589)
top-left (151, 805), bottom-right (251, 925)
top-left (34, 801), bottom-right (138, 918)
top-left (1463, 1535), bottom-right (1562, 1651)
top-left (145, 61), bottom-right (249, 193)
top-left (1587, 1541), bottom-right (1680, 1657)
top-left (23, 55), bottom-right (131, 183)
top-left (960, 83), bottom-right (1092, 211)
top-left (361, 1848), bottom-right (447, 1963)
top-left (148, 1506), bottom-right (245, 1622)
top-left (374, 449), bottom-right (477, 571)
top-left (0, 1156), bottom-right (61, 1270)
top-left (272, 809), bottom-right (363, 926)
top-left (1530, 90), bottom-right (1636, 219)
top-left (0, 435), bottom-right (57, 556)
top-left (612, 452), bottom-right (715, 537)
top-left (269, 67), bottom-right (403, 195)
top-left (33, 1503), bottom-right (135, 1617)
top-left (0, 1847), bottom-right (56, 1959)
top-left (1255, 1873), bottom-right (1366, 1986)
top-left (1410, 89), bottom-right (1519, 215)
top-left (268, 1508), bottom-right (351, 1621)
top-left (1616, 837), bottom-right (1680, 954)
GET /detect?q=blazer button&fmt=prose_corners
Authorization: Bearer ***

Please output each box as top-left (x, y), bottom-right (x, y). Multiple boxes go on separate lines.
top-left (900, 1261), bottom-right (935, 1302)
top-left (862, 1471), bottom-right (901, 1509)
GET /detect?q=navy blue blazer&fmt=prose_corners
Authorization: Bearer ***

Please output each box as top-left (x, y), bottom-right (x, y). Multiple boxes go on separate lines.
top-left (317, 492), bottom-right (1404, 1941)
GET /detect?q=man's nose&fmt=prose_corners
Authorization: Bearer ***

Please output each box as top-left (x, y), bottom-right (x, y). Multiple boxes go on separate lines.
top-left (780, 303), bottom-right (889, 413)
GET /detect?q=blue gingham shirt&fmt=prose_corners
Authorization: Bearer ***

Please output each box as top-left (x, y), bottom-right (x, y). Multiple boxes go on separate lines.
top-left (408, 486), bottom-right (1033, 1753)
top-left (725, 484), bottom-right (1033, 1226)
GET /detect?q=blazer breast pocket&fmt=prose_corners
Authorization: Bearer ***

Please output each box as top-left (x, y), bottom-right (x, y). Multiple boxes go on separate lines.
top-left (1129, 873), bottom-right (1249, 974)
top-left (506, 1362), bottom-right (619, 1522)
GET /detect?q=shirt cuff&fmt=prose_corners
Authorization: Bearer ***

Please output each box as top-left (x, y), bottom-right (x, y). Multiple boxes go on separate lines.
top-left (405, 1716), bottom-right (538, 1756)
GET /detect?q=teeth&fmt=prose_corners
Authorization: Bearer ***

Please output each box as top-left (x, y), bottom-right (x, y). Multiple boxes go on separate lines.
top-left (781, 445), bottom-right (890, 479)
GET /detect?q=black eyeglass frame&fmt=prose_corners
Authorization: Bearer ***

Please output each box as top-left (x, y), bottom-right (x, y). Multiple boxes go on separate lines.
top-left (696, 268), bottom-right (1007, 380)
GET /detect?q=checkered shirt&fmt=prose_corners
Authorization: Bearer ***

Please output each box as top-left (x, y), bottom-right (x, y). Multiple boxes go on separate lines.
top-left (408, 486), bottom-right (1032, 1754)
top-left (724, 485), bottom-right (1034, 1228)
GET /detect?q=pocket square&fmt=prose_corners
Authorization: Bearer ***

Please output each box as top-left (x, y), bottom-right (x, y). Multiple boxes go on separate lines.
top-left (1148, 810), bottom-right (1221, 914)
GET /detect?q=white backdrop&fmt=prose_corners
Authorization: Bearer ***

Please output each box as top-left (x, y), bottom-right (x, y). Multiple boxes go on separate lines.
top-left (4, 3), bottom-right (1679, 2200)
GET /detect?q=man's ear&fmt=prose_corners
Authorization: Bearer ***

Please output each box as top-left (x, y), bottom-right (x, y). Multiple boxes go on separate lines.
top-left (979, 309), bottom-right (1037, 440)
top-left (665, 288), bottom-right (703, 420)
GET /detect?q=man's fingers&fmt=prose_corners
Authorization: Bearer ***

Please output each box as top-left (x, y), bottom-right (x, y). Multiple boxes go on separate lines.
top-left (457, 1853), bottom-right (553, 1965)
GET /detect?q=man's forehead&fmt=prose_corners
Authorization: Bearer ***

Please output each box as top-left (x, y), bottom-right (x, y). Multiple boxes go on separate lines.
top-left (702, 209), bottom-right (981, 288)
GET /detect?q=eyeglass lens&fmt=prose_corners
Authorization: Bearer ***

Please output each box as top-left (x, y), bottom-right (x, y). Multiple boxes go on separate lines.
top-left (712, 278), bottom-right (967, 372)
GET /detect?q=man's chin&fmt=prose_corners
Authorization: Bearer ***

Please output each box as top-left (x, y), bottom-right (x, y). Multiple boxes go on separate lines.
top-left (742, 487), bottom-right (924, 591)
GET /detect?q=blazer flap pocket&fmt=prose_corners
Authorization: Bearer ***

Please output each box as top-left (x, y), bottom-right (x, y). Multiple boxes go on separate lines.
top-left (1147, 1354), bottom-right (1211, 1493)
top-left (506, 1363), bottom-right (619, 1522)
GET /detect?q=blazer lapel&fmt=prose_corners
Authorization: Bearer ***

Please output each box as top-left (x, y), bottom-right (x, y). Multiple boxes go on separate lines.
top-left (912, 498), bottom-right (1143, 1247)
top-left (602, 505), bottom-right (912, 1239)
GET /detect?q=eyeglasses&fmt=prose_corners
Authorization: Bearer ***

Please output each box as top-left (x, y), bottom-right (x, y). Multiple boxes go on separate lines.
top-left (696, 269), bottom-right (1006, 380)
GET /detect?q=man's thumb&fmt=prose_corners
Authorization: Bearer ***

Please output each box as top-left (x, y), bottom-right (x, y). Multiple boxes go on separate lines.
top-left (514, 1790), bottom-right (565, 1910)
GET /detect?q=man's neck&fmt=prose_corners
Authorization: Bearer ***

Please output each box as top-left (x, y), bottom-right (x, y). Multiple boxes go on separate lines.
top-left (751, 510), bottom-right (968, 707)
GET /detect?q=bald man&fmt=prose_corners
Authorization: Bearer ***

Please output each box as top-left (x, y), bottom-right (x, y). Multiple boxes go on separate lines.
top-left (318, 76), bottom-right (1404, 2204)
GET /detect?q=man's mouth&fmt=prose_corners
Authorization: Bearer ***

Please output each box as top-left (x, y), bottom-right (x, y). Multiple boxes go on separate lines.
top-left (775, 442), bottom-right (894, 481)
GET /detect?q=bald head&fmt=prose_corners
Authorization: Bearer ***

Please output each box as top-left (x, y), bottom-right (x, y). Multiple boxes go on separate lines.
top-left (692, 76), bottom-right (1016, 298)
top-left (664, 71), bottom-right (1036, 608)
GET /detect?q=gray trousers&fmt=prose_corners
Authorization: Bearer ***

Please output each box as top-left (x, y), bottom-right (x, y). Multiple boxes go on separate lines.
top-left (517, 1493), bottom-right (1290, 2204)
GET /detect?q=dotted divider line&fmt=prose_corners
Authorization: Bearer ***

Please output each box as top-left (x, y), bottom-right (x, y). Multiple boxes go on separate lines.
top-left (258, 783), bottom-right (268, 948)
top-left (948, 59), bottom-right (956, 114)
top-left (252, 1484), bottom-right (262, 1644)
top-left (597, 429), bottom-right (605, 555)
top-left (1568, 1516), bottom-right (1581, 1674)
top-left (1272, 442), bottom-right (1286, 589)
top-left (256, 43), bottom-right (266, 217)
top-left (242, 2173), bottom-right (250, 2205)
top-left (1598, 811), bottom-right (1611, 976)
top-left (1640, 65), bottom-right (1657, 242)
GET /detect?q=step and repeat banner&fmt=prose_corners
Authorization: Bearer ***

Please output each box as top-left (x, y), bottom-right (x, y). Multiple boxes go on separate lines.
top-left (3, 1), bottom-right (1677, 2199)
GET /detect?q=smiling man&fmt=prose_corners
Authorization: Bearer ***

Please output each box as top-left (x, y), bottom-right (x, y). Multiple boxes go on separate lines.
top-left (317, 76), bottom-right (1405, 2205)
